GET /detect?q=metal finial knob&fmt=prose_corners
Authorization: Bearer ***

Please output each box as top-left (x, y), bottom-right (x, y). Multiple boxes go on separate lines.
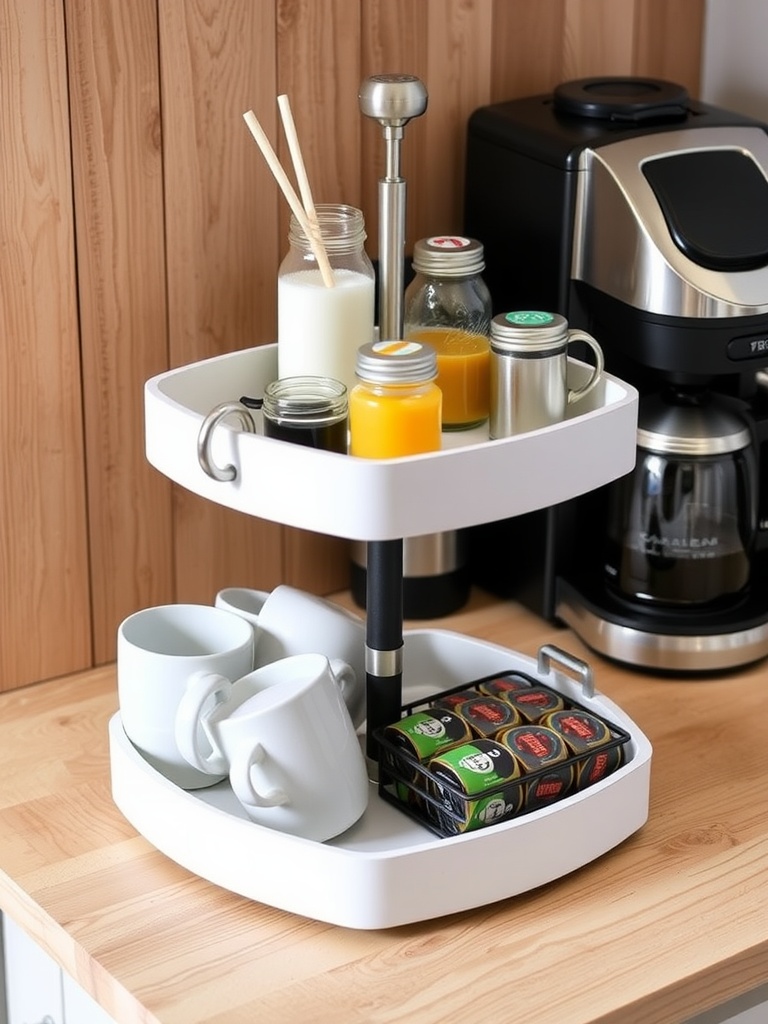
top-left (358, 74), bottom-right (428, 127)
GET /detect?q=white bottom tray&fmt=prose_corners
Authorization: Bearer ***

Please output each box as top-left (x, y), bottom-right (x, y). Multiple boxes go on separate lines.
top-left (110, 629), bottom-right (652, 929)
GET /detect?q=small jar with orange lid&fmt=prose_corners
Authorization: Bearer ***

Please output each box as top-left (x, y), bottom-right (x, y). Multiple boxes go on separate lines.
top-left (349, 340), bottom-right (442, 458)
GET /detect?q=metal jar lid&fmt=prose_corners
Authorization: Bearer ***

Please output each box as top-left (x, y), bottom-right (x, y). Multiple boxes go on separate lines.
top-left (355, 340), bottom-right (437, 383)
top-left (411, 236), bottom-right (485, 277)
top-left (636, 395), bottom-right (752, 456)
top-left (490, 311), bottom-right (569, 351)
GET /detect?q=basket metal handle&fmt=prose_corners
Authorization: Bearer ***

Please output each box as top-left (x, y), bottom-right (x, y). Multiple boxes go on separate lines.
top-left (537, 643), bottom-right (595, 699)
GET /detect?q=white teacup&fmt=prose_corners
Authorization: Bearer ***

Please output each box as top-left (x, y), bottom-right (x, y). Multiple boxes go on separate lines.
top-left (117, 604), bottom-right (255, 790)
top-left (177, 653), bottom-right (369, 842)
top-left (214, 585), bottom-right (366, 726)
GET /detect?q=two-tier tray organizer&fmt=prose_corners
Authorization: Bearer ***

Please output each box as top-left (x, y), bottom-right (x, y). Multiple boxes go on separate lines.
top-left (108, 341), bottom-right (652, 929)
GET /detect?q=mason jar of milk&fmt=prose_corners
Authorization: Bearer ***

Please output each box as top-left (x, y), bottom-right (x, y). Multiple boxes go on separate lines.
top-left (277, 204), bottom-right (375, 393)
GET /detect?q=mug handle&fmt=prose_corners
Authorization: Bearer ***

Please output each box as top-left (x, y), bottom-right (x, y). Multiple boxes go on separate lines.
top-left (566, 331), bottom-right (604, 405)
top-left (328, 657), bottom-right (359, 716)
top-left (174, 671), bottom-right (233, 776)
top-left (229, 743), bottom-right (288, 809)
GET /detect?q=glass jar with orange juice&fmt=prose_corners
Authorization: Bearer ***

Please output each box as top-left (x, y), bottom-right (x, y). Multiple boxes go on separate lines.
top-left (349, 340), bottom-right (441, 458)
top-left (404, 236), bottom-right (493, 431)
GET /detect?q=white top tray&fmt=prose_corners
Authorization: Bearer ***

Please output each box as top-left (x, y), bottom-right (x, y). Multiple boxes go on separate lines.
top-left (144, 344), bottom-right (638, 540)
top-left (110, 629), bottom-right (652, 930)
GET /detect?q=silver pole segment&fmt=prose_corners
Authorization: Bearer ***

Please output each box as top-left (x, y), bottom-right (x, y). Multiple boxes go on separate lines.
top-left (380, 123), bottom-right (407, 338)
top-left (384, 126), bottom-right (404, 179)
top-left (378, 177), bottom-right (406, 340)
top-left (358, 74), bottom-right (428, 339)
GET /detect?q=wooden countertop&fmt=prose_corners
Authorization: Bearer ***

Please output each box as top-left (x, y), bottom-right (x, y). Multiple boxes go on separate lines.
top-left (1, 591), bottom-right (766, 1024)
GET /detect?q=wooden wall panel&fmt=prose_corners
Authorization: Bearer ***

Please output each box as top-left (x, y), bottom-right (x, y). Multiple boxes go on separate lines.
top-left (491, 0), bottom-right (568, 100)
top-left (491, 0), bottom-right (704, 105)
top-left (276, 0), bottom-right (364, 214)
top-left (416, 0), bottom-right (495, 236)
top-left (360, 0), bottom-right (431, 252)
top-left (158, 0), bottom-right (284, 606)
top-left (634, 0), bottom-right (705, 94)
top-left (0, 0), bottom-right (91, 691)
top-left (66, 0), bottom-right (174, 664)
top-left (563, 0), bottom-right (637, 78)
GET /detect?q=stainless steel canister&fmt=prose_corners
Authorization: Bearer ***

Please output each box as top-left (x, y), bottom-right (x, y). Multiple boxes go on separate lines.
top-left (489, 311), bottom-right (604, 437)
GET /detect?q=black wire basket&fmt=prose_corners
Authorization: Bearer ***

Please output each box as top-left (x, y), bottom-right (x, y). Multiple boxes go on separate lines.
top-left (374, 664), bottom-right (631, 839)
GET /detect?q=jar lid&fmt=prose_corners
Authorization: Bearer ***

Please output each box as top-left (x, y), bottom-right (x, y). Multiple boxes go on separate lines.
top-left (355, 340), bottom-right (437, 383)
top-left (490, 311), bottom-right (569, 350)
top-left (411, 236), bottom-right (485, 277)
top-left (637, 394), bottom-right (752, 456)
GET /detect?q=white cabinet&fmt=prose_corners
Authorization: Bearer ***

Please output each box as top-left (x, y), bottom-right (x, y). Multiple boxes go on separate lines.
top-left (686, 986), bottom-right (768, 1024)
top-left (2, 914), bottom-right (115, 1024)
top-left (60, 974), bottom-right (115, 1024)
top-left (3, 915), bottom-right (62, 1024)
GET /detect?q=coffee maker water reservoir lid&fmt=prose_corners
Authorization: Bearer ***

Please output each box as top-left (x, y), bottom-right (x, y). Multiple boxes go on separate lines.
top-left (553, 77), bottom-right (689, 123)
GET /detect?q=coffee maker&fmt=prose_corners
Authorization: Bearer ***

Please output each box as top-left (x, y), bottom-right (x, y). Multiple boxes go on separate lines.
top-left (464, 77), bottom-right (768, 671)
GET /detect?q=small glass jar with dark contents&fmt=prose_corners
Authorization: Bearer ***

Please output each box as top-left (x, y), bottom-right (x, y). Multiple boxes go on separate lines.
top-left (262, 376), bottom-right (348, 453)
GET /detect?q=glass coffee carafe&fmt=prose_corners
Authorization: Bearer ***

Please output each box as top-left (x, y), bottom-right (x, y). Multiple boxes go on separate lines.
top-left (605, 389), bottom-right (757, 606)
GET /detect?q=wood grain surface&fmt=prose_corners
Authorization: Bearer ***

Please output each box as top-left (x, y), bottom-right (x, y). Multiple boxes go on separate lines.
top-left (1, 592), bottom-right (766, 1024)
top-left (0, 0), bottom-right (91, 689)
top-left (0, 0), bottom-right (708, 691)
top-left (67, 0), bottom-right (175, 665)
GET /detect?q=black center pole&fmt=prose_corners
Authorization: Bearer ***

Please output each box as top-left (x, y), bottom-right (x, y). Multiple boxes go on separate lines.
top-left (358, 76), bottom-right (427, 762)
top-left (365, 538), bottom-right (404, 760)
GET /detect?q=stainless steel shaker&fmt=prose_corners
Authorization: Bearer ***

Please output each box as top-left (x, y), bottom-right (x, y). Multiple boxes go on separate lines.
top-left (489, 311), bottom-right (604, 437)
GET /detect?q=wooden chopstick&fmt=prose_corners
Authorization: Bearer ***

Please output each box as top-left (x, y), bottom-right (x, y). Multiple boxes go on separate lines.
top-left (243, 107), bottom-right (335, 287)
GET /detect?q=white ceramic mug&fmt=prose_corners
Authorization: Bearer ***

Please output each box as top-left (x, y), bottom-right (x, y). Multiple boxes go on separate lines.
top-left (175, 653), bottom-right (355, 775)
top-left (177, 654), bottom-right (369, 842)
top-left (117, 604), bottom-right (255, 790)
top-left (214, 585), bottom-right (366, 726)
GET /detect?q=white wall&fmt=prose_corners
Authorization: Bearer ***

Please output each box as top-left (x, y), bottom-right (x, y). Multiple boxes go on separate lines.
top-left (701, 0), bottom-right (768, 118)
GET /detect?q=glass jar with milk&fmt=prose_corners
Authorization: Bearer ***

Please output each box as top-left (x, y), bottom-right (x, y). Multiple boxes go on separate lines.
top-left (277, 204), bottom-right (375, 393)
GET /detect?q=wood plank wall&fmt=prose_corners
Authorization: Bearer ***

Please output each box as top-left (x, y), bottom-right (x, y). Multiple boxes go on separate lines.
top-left (0, 0), bottom-right (705, 691)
